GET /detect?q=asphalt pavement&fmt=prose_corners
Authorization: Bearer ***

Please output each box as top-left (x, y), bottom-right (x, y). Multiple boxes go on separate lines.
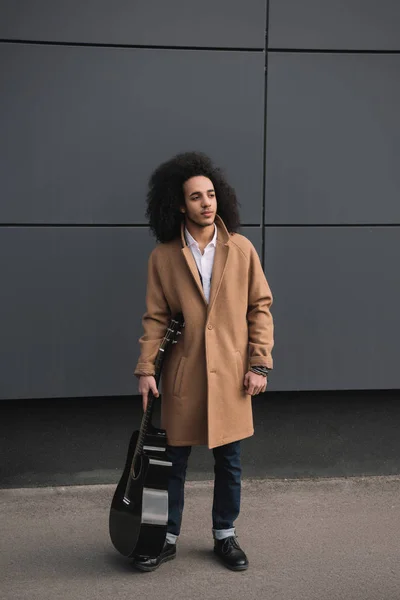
top-left (1, 476), bottom-right (399, 600)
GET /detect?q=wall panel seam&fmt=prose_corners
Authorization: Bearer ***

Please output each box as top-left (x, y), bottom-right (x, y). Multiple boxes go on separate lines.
top-left (261, 0), bottom-right (269, 270)
top-left (268, 48), bottom-right (400, 55)
top-left (0, 39), bottom-right (264, 52)
top-left (264, 224), bottom-right (400, 228)
top-left (0, 223), bottom-right (265, 228)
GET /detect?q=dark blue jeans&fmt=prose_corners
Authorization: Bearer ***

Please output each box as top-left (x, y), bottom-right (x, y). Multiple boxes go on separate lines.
top-left (166, 441), bottom-right (241, 536)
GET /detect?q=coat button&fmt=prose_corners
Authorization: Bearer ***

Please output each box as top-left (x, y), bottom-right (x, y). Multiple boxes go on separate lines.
top-left (207, 324), bottom-right (213, 330)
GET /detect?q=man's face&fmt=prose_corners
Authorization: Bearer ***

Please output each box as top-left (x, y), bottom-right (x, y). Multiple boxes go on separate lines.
top-left (181, 176), bottom-right (217, 227)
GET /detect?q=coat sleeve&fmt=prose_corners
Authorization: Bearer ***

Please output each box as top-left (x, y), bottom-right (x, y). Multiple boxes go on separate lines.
top-left (246, 244), bottom-right (274, 370)
top-left (134, 248), bottom-right (171, 377)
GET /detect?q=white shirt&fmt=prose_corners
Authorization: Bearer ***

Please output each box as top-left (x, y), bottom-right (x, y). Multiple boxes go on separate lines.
top-left (185, 225), bottom-right (217, 303)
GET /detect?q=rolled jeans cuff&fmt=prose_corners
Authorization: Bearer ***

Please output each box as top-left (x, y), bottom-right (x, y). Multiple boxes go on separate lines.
top-left (213, 527), bottom-right (236, 540)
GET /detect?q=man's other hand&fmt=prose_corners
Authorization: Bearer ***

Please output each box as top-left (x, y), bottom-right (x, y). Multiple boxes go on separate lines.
top-left (244, 371), bottom-right (267, 396)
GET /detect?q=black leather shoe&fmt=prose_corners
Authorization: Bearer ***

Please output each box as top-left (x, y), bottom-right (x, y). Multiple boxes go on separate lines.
top-left (214, 536), bottom-right (249, 571)
top-left (132, 542), bottom-right (176, 572)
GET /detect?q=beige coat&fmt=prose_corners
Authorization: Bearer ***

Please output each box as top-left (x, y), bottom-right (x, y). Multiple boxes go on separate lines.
top-left (134, 215), bottom-right (274, 449)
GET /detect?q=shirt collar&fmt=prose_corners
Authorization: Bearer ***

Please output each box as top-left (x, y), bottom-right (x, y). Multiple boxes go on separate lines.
top-left (185, 224), bottom-right (217, 249)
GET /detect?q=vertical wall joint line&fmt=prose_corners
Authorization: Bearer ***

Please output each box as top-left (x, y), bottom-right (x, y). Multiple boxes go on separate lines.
top-left (261, 0), bottom-right (269, 271)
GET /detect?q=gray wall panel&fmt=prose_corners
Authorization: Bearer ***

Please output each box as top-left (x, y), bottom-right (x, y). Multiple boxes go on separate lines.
top-left (265, 227), bottom-right (400, 391)
top-left (240, 226), bottom-right (262, 258)
top-left (0, 227), bottom-right (156, 400)
top-left (0, 0), bottom-right (266, 48)
top-left (268, 0), bottom-right (400, 50)
top-left (0, 44), bottom-right (264, 225)
top-left (265, 53), bottom-right (400, 225)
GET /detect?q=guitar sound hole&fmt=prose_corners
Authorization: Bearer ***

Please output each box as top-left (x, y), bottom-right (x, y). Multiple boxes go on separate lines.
top-left (132, 455), bottom-right (142, 480)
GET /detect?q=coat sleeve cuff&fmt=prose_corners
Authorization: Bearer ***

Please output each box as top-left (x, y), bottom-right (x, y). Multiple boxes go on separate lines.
top-left (249, 356), bottom-right (273, 370)
top-left (134, 362), bottom-right (156, 378)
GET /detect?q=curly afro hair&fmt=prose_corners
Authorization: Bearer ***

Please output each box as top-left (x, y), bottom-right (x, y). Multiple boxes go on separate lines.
top-left (145, 151), bottom-right (241, 243)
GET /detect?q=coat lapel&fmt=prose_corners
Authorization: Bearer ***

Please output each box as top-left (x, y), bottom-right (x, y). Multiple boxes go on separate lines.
top-left (181, 246), bottom-right (208, 306)
top-left (207, 240), bottom-right (230, 315)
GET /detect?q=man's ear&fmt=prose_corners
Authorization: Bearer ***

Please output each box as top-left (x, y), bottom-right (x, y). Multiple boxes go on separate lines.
top-left (180, 206), bottom-right (186, 213)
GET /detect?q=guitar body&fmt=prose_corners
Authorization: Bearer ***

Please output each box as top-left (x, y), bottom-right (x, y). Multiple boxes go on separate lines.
top-left (109, 424), bottom-right (172, 558)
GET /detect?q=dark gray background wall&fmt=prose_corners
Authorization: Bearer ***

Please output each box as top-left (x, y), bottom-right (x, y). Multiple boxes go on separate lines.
top-left (2, 1), bottom-right (399, 400)
top-left (1, 0), bottom-right (400, 486)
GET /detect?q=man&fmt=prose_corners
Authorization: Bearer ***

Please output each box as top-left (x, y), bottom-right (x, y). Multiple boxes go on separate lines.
top-left (133, 152), bottom-right (274, 572)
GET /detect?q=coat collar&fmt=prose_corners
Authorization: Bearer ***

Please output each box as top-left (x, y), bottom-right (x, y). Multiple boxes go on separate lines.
top-left (180, 215), bottom-right (231, 312)
top-left (185, 223), bottom-right (217, 250)
top-left (180, 214), bottom-right (230, 249)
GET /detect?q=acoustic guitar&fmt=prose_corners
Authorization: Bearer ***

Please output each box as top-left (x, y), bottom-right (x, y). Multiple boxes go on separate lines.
top-left (109, 313), bottom-right (184, 559)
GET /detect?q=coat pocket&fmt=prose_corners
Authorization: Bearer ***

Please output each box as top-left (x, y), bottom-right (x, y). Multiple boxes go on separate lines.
top-left (173, 356), bottom-right (186, 397)
top-left (235, 351), bottom-right (244, 390)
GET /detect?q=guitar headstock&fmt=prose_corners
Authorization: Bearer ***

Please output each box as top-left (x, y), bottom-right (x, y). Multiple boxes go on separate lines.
top-left (160, 312), bottom-right (185, 351)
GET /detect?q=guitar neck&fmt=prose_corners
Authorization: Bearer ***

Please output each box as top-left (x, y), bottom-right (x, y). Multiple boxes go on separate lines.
top-left (125, 316), bottom-right (183, 488)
